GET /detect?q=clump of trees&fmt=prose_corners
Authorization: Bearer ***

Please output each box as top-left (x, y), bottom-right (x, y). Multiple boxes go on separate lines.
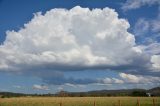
top-left (131, 91), bottom-right (147, 97)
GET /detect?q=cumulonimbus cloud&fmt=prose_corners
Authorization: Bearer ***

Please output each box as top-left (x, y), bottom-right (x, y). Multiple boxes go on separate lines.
top-left (0, 6), bottom-right (143, 71)
top-left (0, 6), bottom-right (159, 85)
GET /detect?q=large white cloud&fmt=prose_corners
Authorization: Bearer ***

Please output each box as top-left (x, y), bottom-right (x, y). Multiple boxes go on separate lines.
top-left (0, 6), bottom-right (159, 87)
top-left (0, 6), bottom-right (143, 72)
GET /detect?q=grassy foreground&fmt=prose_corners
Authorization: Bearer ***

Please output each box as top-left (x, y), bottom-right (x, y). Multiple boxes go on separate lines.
top-left (0, 97), bottom-right (160, 106)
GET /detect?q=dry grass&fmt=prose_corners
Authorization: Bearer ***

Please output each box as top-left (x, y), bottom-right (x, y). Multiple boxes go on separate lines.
top-left (0, 97), bottom-right (160, 106)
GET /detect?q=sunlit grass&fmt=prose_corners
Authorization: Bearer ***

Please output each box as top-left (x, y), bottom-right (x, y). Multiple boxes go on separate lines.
top-left (0, 97), bottom-right (160, 106)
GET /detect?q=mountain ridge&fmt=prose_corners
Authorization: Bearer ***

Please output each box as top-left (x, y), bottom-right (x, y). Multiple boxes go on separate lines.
top-left (0, 87), bottom-right (159, 97)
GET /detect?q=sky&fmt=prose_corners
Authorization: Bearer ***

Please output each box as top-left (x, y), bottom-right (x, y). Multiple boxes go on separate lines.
top-left (0, 0), bottom-right (160, 94)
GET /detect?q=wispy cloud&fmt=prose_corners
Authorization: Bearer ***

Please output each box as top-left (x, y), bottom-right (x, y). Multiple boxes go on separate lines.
top-left (33, 84), bottom-right (50, 91)
top-left (119, 73), bottom-right (160, 84)
top-left (122, 0), bottom-right (160, 11)
top-left (13, 85), bottom-right (22, 89)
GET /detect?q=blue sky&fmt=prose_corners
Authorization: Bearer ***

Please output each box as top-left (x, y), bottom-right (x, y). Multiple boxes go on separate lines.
top-left (0, 0), bottom-right (160, 94)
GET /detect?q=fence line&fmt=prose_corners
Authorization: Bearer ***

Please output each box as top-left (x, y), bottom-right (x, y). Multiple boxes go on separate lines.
top-left (137, 99), bottom-right (140, 106)
top-left (59, 102), bottom-right (62, 106)
top-left (94, 100), bottom-right (96, 106)
top-left (118, 100), bottom-right (121, 106)
top-left (153, 98), bottom-right (155, 106)
top-left (57, 99), bottom-right (157, 106)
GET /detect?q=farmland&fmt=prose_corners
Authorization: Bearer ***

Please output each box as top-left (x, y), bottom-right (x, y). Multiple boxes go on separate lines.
top-left (0, 97), bottom-right (160, 106)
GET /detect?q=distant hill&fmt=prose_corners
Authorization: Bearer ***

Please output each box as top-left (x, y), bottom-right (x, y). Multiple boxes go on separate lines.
top-left (54, 87), bottom-right (160, 97)
top-left (0, 87), bottom-right (159, 98)
top-left (86, 89), bottom-right (146, 96)
top-left (0, 92), bottom-right (27, 98)
top-left (148, 87), bottom-right (160, 96)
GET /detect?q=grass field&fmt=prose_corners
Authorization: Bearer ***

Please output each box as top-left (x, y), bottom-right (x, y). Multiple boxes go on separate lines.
top-left (0, 97), bottom-right (160, 106)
